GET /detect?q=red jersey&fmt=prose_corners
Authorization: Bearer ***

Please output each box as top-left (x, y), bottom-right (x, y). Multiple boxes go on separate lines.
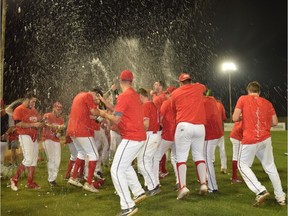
top-left (143, 101), bottom-right (160, 132)
top-left (152, 92), bottom-right (166, 111)
top-left (13, 104), bottom-right (41, 141)
top-left (171, 83), bottom-right (206, 125)
top-left (216, 100), bottom-right (227, 122)
top-left (235, 95), bottom-right (275, 144)
top-left (67, 92), bottom-right (98, 137)
top-left (8, 129), bottom-right (18, 142)
top-left (230, 121), bottom-right (243, 141)
top-left (90, 119), bottom-right (100, 131)
top-left (114, 87), bottom-right (146, 141)
top-left (160, 99), bottom-right (176, 141)
top-left (203, 96), bottom-right (223, 140)
top-left (42, 112), bottom-right (64, 142)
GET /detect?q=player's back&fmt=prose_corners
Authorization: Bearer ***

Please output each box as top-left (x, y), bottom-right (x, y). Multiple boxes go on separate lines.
top-left (238, 95), bottom-right (274, 144)
top-left (171, 83), bottom-right (206, 125)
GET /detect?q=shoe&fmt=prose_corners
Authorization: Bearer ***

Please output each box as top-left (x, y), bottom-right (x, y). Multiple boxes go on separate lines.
top-left (95, 171), bottom-right (105, 181)
top-left (83, 182), bottom-right (99, 193)
top-left (177, 186), bottom-right (190, 200)
top-left (147, 185), bottom-right (161, 196)
top-left (199, 184), bottom-right (208, 195)
top-left (119, 206), bottom-right (138, 216)
top-left (220, 168), bottom-right (227, 174)
top-left (208, 189), bottom-right (219, 193)
top-left (25, 182), bottom-right (41, 190)
top-left (254, 190), bottom-right (270, 206)
top-left (68, 177), bottom-right (83, 187)
top-left (159, 172), bottom-right (169, 179)
top-left (277, 200), bottom-right (286, 206)
top-left (93, 179), bottom-right (105, 189)
top-left (48, 181), bottom-right (58, 187)
top-left (231, 178), bottom-right (243, 184)
top-left (10, 178), bottom-right (18, 191)
top-left (133, 193), bottom-right (147, 204)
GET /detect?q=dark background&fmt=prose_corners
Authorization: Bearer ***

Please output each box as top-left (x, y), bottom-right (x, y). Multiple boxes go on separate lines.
top-left (3, 0), bottom-right (287, 116)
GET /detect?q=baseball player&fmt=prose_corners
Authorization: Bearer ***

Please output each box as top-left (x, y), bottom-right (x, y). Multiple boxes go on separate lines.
top-left (203, 95), bottom-right (224, 193)
top-left (152, 86), bottom-right (178, 189)
top-left (10, 92), bottom-right (44, 191)
top-left (170, 73), bottom-right (208, 199)
top-left (233, 81), bottom-right (286, 206)
top-left (42, 102), bottom-right (65, 187)
top-left (137, 88), bottom-right (161, 195)
top-left (150, 81), bottom-right (169, 178)
top-left (67, 89), bottom-right (102, 193)
top-left (229, 121), bottom-right (243, 183)
top-left (100, 70), bottom-right (146, 216)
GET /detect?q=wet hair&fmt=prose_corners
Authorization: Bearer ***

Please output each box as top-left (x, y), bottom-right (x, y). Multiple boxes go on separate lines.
top-left (138, 88), bottom-right (149, 97)
top-left (158, 80), bottom-right (165, 88)
top-left (92, 87), bottom-right (103, 97)
top-left (246, 81), bottom-right (261, 93)
top-left (25, 91), bottom-right (37, 100)
top-left (181, 79), bottom-right (192, 84)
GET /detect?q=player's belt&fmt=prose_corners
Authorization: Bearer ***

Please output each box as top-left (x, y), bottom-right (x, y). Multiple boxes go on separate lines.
top-left (147, 131), bottom-right (158, 134)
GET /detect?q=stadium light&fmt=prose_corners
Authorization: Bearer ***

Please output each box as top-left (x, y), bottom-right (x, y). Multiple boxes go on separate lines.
top-left (221, 62), bottom-right (237, 121)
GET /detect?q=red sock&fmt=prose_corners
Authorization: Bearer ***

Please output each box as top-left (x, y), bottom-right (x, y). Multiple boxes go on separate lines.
top-left (87, 161), bottom-right (97, 184)
top-left (232, 160), bottom-right (238, 180)
top-left (27, 166), bottom-right (35, 185)
top-left (12, 163), bottom-right (26, 181)
top-left (65, 160), bottom-right (75, 179)
top-left (176, 162), bottom-right (186, 189)
top-left (195, 160), bottom-right (206, 184)
top-left (77, 159), bottom-right (85, 178)
top-left (71, 158), bottom-right (83, 179)
top-left (160, 154), bottom-right (167, 173)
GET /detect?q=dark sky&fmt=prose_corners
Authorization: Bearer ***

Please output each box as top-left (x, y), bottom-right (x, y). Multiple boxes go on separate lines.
top-left (3, 0), bottom-right (287, 116)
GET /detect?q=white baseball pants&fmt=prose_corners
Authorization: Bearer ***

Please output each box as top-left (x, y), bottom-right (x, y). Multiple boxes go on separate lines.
top-left (111, 139), bottom-right (144, 210)
top-left (238, 137), bottom-right (285, 201)
top-left (43, 139), bottom-right (61, 182)
top-left (18, 135), bottom-right (39, 167)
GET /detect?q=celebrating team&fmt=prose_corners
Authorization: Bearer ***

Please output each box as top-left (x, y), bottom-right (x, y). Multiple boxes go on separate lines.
top-left (1, 70), bottom-right (285, 216)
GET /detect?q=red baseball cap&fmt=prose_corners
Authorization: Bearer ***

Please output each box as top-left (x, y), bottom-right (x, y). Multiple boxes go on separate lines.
top-left (178, 73), bottom-right (192, 82)
top-left (120, 70), bottom-right (133, 81)
top-left (165, 86), bottom-right (176, 94)
top-left (53, 102), bottom-right (63, 109)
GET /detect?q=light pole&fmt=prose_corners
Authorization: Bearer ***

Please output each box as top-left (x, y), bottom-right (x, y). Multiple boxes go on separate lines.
top-left (221, 62), bottom-right (237, 121)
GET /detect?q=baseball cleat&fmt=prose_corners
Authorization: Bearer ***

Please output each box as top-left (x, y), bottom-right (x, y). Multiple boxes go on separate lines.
top-left (231, 178), bottom-right (243, 184)
top-left (83, 182), bottom-right (99, 193)
top-left (253, 190), bottom-right (270, 206)
top-left (25, 182), bottom-right (41, 190)
top-left (177, 186), bottom-right (190, 200)
top-left (48, 180), bottom-right (59, 187)
top-left (133, 193), bottom-right (147, 204)
top-left (220, 168), bottom-right (227, 174)
top-left (159, 172), bottom-right (169, 179)
top-left (10, 178), bottom-right (18, 191)
top-left (118, 206), bottom-right (138, 216)
top-left (146, 185), bottom-right (161, 196)
top-left (277, 200), bottom-right (286, 206)
top-left (199, 184), bottom-right (208, 195)
top-left (68, 177), bottom-right (83, 187)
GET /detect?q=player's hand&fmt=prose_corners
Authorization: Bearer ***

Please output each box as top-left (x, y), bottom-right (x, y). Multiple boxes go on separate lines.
top-left (33, 122), bottom-right (45, 128)
top-left (110, 84), bottom-right (117, 91)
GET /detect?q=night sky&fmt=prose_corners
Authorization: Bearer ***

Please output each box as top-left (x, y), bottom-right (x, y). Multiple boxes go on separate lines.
top-left (3, 0), bottom-right (287, 116)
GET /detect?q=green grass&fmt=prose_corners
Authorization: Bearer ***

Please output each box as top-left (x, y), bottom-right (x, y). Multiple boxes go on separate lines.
top-left (1, 131), bottom-right (287, 216)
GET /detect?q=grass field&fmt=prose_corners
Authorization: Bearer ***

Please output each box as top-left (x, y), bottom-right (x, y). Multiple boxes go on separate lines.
top-left (1, 131), bottom-right (287, 216)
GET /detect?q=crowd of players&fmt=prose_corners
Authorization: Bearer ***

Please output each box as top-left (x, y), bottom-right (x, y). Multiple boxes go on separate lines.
top-left (0, 70), bottom-right (286, 216)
